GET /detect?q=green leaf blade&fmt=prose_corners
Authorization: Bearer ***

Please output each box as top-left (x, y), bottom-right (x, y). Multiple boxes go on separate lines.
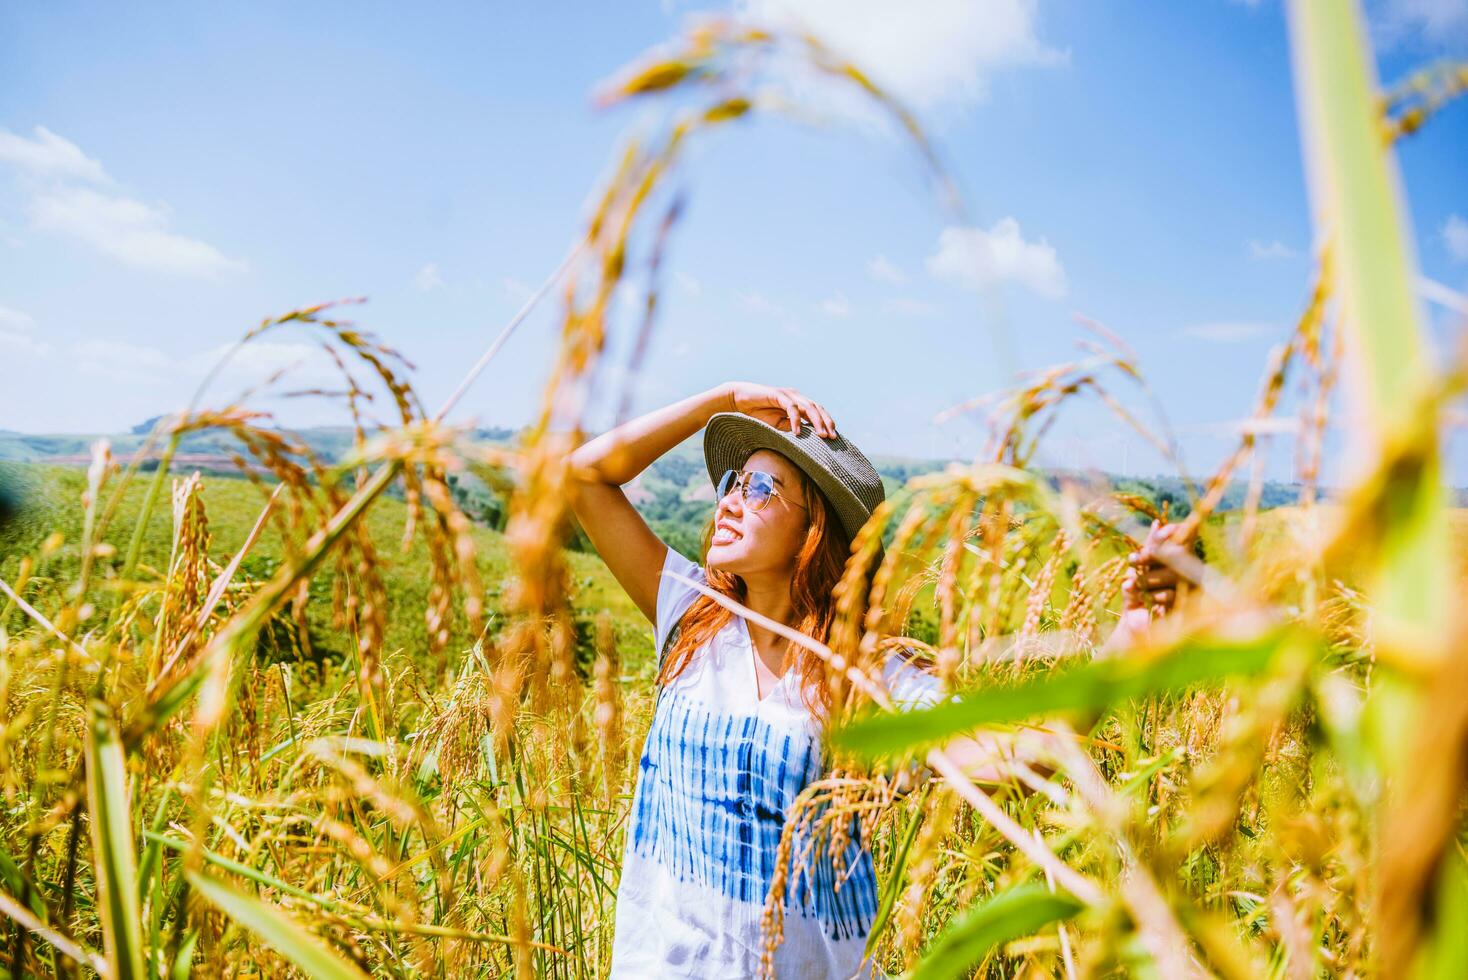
top-left (833, 628), bottom-right (1293, 758)
top-left (187, 871), bottom-right (370, 980)
top-left (910, 884), bottom-right (1083, 980)
top-left (85, 701), bottom-right (146, 980)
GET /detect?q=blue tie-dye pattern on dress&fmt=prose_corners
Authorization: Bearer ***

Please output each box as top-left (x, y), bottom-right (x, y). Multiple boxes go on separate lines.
top-left (629, 689), bottom-right (878, 941)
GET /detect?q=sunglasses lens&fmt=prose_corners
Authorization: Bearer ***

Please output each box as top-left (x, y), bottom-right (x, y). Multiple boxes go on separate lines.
top-left (718, 469), bottom-right (738, 499)
top-left (745, 471), bottom-right (775, 510)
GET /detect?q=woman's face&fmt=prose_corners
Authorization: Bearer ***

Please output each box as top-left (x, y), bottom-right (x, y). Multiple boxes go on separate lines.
top-left (706, 449), bottom-right (812, 579)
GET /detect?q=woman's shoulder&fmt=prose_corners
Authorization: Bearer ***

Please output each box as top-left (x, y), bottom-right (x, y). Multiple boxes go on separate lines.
top-left (659, 545), bottom-right (704, 589)
top-left (654, 546), bottom-right (706, 656)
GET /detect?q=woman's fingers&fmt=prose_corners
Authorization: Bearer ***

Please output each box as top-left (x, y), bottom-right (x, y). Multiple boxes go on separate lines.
top-left (805, 399), bottom-right (835, 438)
top-left (792, 394), bottom-right (836, 437)
top-left (1140, 569), bottom-right (1179, 590)
top-left (1137, 520), bottom-right (1175, 556)
top-left (793, 397), bottom-right (815, 434)
top-left (816, 404), bottom-right (837, 438)
top-left (793, 395), bottom-right (833, 437)
top-left (782, 398), bottom-right (801, 434)
top-left (1129, 523), bottom-right (1200, 585)
top-left (1130, 569), bottom-right (1183, 608)
top-left (1149, 589), bottom-right (1176, 612)
top-left (1124, 525), bottom-right (1190, 619)
top-left (1152, 522), bottom-right (1184, 552)
top-left (742, 385), bottom-right (837, 438)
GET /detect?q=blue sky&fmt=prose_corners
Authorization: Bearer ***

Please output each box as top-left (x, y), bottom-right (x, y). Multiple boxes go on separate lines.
top-left (1, 1), bottom-right (1465, 484)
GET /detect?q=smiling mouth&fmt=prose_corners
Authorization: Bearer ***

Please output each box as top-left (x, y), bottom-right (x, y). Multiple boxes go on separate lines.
top-left (712, 522), bottom-right (743, 544)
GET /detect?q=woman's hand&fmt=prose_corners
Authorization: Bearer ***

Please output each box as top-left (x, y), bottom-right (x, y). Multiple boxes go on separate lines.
top-left (1110, 521), bottom-right (1199, 648)
top-left (1122, 520), bottom-right (1194, 616)
top-left (725, 382), bottom-right (837, 439)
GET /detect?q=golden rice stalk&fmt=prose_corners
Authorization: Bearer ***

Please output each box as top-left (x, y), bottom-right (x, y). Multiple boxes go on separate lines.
top-left (150, 475), bottom-right (211, 680)
top-left (895, 787), bottom-right (957, 960)
top-left (1381, 60), bottom-right (1468, 143)
top-left (592, 611), bottom-right (626, 801)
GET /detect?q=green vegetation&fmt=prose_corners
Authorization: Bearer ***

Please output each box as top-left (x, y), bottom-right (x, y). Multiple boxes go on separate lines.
top-left (0, 461), bottom-right (654, 680)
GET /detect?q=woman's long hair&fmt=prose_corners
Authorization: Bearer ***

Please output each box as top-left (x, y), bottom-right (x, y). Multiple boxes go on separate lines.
top-left (656, 459), bottom-right (852, 716)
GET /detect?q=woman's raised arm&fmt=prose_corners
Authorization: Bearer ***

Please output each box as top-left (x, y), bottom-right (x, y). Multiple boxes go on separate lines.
top-left (568, 384), bottom-right (736, 623)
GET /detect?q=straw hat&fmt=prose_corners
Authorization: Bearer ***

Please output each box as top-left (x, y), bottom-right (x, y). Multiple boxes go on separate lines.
top-left (702, 412), bottom-right (886, 555)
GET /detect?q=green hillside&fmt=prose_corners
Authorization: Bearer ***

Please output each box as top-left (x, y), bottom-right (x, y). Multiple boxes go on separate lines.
top-left (0, 462), bottom-right (654, 674)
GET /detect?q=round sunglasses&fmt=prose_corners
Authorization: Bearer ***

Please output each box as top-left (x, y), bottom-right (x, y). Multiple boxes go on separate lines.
top-left (716, 468), bottom-right (807, 512)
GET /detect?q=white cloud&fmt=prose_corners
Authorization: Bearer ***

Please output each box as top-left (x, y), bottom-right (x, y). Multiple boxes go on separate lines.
top-left (413, 263), bottom-right (444, 291)
top-left (0, 305), bottom-right (36, 332)
top-left (0, 305), bottom-right (48, 356)
top-left (734, 291), bottom-right (805, 334)
top-left (817, 292), bottom-right (851, 317)
top-left (503, 277), bottom-right (534, 303)
top-left (30, 187), bottom-right (244, 279)
top-left (1420, 277), bottom-right (1468, 316)
top-left (1373, 0), bottom-right (1468, 44)
top-left (1248, 239), bottom-right (1298, 260)
top-left (1444, 214), bottom-right (1468, 263)
top-left (0, 331), bottom-right (50, 357)
top-left (0, 126), bottom-right (110, 184)
top-left (0, 128), bottom-right (243, 279)
top-left (1181, 321), bottom-right (1273, 343)
top-left (741, 0), bottom-right (1063, 111)
top-left (192, 340), bottom-right (342, 390)
top-left (70, 338), bottom-right (172, 380)
top-left (676, 271), bottom-right (702, 297)
top-left (884, 297), bottom-right (938, 317)
top-left (737, 290), bottom-right (784, 316)
top-left (866, 254), bottom-right (909, 284)
top-left (926, 218), bottom-right (1066, 299)
top-left (62, 337), bottom-right (343, 389)
top-left (71, 338), bottom-right (171, 366)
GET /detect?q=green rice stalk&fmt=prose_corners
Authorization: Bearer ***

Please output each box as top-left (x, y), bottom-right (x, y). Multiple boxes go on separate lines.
top-left (186, 869), bottom-right (370, 980)
top-left (121, 431), bottom-right (179, 581)
top-left (84, 700), bottom-right (146, 979)
top-left (908, 884), bottom-right (1083, 980)
top-left (1286, 0), bottom-right (1449, 748)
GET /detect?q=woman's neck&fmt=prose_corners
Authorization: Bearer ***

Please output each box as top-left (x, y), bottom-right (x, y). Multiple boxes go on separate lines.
top-left (740, 571), bottom-right (796, 656)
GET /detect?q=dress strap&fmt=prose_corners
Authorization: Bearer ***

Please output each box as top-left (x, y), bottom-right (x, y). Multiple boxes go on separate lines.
top-left (657, 618), bottom-right (683, 672)
top-left (652, 612), bottom-right (686, 711)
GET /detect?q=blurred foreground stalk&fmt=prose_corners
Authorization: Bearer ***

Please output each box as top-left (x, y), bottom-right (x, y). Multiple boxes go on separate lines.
top-left (1289, 0), bottom-right (1456, 974)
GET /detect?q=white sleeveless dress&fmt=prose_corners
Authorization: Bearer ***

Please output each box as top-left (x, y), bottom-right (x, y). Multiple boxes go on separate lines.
top-left (608, 547), bottom-right (941, 979)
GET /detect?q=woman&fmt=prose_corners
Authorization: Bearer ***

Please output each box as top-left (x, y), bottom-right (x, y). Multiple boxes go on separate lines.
top-left (569, 382), bottom-right (1184, 979)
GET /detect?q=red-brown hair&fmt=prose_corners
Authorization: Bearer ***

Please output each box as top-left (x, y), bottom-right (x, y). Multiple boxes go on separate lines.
top-left (656, 457), bottom-right (852, 716)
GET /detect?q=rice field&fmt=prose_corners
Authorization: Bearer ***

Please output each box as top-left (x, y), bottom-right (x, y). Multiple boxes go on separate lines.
top-left (2, 4), bottom-right (1467, 979)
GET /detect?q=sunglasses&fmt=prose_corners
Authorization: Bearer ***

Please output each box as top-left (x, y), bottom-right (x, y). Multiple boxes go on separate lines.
top-left (716, 468), bottom-right (807, 512)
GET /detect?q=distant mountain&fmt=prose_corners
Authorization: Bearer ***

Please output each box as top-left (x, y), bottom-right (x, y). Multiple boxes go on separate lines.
top-left (13, 424), bottom-right (1455, 561)
top-left (0, 424), bottom-right (517, 470)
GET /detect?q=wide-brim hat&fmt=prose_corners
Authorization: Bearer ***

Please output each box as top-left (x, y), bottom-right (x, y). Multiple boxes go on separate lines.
top-left (703, 412), bottom-right (886, 560)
